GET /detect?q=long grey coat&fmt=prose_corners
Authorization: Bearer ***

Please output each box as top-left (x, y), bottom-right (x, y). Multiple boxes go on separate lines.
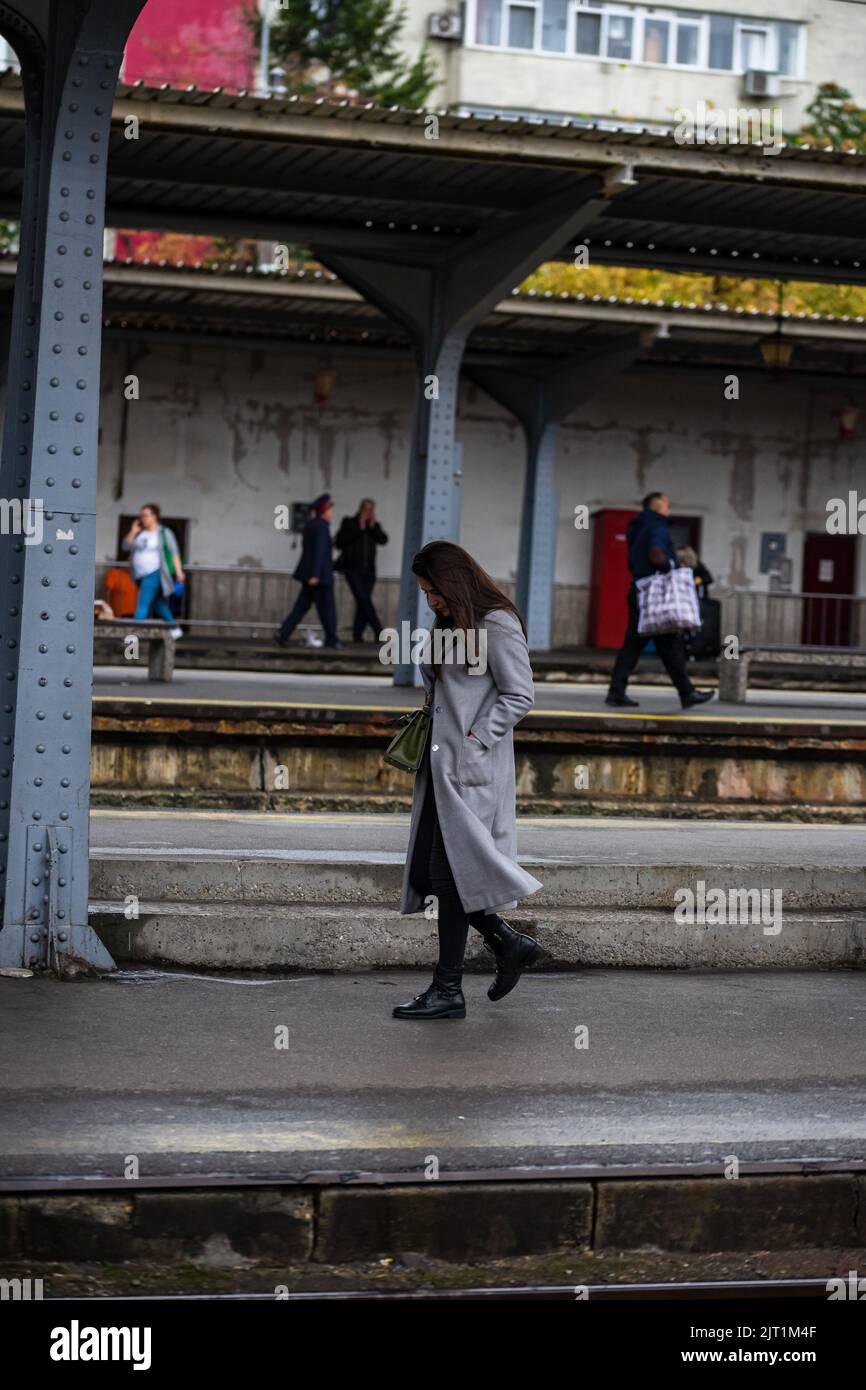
top-left (400, 607), bottom-right (543, 916)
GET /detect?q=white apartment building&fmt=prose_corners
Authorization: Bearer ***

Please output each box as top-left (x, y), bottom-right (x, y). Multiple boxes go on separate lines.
top-left (406, 0), bottom-right (864, 133)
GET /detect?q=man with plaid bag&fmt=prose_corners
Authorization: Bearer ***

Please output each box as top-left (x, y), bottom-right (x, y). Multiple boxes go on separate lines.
top-left (606, 492), bottom-right (715, 709)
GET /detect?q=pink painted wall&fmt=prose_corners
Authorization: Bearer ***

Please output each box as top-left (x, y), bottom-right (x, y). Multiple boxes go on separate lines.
top-left (123, 0), bottom-right (256, 91)
top-left (120, 2), bottom-right (257, 261)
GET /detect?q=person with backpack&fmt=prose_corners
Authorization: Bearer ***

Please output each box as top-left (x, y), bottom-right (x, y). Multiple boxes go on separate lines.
top-left (122, 504), bottom-right (184, 641)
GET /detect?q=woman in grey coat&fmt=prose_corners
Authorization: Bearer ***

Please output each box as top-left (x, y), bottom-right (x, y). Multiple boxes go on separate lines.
top-left (394, 541), bottom-right (543, 1021)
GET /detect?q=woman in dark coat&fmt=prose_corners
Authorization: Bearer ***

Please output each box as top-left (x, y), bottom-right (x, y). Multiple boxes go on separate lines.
top-left (335, 498), bottom-right (388, 642)
top-left (394, 541), bottom-right (543, 1021)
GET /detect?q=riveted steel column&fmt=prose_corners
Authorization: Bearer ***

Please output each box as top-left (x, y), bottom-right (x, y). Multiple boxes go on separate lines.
top-left (516, 424), bottom-right (559, 651)
top-left (399, 331), bottom-right (466, 684)
top-left (0, 0), bottom-right (147, 973)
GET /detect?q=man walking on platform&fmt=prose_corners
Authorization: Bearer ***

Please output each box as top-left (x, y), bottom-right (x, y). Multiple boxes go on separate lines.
top-left (277, 493), bottom-right (342, 649)
top-left (606, 492), bottom-right (715, 709)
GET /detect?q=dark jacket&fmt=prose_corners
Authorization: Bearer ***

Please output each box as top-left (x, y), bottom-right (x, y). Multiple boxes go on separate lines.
top-left (335, 515), bottom-right (388, 574)
top-left (627, 508), bottom-right (677, 580)
top-left (293, 516), bottom-right (333, 585)
top-left (693, 561), bottom-right (713, 599)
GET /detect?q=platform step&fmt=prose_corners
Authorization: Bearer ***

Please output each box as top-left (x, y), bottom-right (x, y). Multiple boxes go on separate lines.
top-left (88, 899), bottom-right (866, 971)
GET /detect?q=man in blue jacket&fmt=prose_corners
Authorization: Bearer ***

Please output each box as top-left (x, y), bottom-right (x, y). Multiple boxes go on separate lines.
top-left (606, 492), bottom-right (714, 708)
top-left (277, 494), bottom-right (341, 648)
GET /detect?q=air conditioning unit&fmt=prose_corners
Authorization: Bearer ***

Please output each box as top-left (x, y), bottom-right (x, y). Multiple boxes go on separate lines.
top-left (743, 70), bottom-right (781, 98)
top-left (429, 12), bottom-right (463, 40)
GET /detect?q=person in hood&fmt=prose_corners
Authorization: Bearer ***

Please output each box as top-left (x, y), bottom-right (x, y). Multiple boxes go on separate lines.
top-left (606, 492), bottom-right (714, 709)
top-left (276, 494), bottom-right (341, 648)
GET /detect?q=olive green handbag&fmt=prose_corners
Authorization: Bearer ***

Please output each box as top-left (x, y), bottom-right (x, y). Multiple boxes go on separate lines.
top-left (383, 688), bottom-right (432, 774)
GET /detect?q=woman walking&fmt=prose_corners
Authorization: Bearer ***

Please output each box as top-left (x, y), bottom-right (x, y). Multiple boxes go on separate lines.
top-left (121, 504), bottom-right (184, 640)
top-left (394, 541), bottom-right (543, 1021)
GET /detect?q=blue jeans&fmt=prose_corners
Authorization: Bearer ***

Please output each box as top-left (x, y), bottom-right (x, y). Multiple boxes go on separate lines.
top-left (134, 570), bottom-right (174, 623)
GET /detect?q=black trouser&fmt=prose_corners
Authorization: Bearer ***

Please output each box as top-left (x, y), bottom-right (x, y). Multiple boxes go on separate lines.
top-left (609, 583), bottom-right (695, 701)
top-left (410, 758), bottom-right (497, 971)
top-left (279, 581), bottom-right (338, 645)
top-left (345, 568), bottom-right (381, 642)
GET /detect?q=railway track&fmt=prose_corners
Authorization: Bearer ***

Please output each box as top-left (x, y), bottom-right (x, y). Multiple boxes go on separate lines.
top-left (49, 1278), bottom-right (834, 1301)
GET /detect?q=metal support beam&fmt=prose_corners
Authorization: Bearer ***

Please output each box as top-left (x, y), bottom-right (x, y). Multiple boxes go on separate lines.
top-left (468, 336), bottom-right (641, 650)
top-left (0, 0), bottom-right (147, 975)
top-left (517, 423), bottom-right (559, 651)
top-left (318, 179), bottom-right (607, 682)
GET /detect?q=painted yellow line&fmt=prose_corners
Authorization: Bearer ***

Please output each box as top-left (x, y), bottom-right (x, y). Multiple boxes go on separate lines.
top-left (93, 700), bottom-right (419, 711)
top-left (91, 695), bottom-right (866, 727)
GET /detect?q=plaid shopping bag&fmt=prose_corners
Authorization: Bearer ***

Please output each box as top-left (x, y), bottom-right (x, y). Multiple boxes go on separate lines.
top-left (636, 567), bottom-right (701, 636)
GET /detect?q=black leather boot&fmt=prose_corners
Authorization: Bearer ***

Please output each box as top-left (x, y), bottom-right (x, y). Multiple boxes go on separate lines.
top-left (392, 965), bottom-right (466, 1020)
top-left (481, 918), bottom-right (543, 1001)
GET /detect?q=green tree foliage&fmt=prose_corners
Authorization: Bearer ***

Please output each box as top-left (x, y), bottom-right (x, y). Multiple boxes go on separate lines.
top-left (255, 0), bottom-right (437, 108)
top-left (522, 264), bottom-right (866, 318)
top-left (0, 219), bottom-right (18, 252)
top-left (796, 80), bottom-right (866, 151)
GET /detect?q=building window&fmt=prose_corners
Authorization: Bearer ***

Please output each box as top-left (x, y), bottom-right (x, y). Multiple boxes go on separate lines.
top-left (674, 18), bottom-right (701, 67)
top-left (708, 14), bottom-right (734, 71)
top-left (739, 23), bottom-right (770, 71)
top-left (643, 18), bottom-right (669, 65)
top-left (777, 21), bottom-right (801, 77)
top-left (469, 1), bottom-right (805, 79)
top-left (508, 1), bottom-right (538, 48)
top-left (576, 9), bottom-right (602, 54)
top-left (475, 0), bottom-right (503, 45)
top-left (542, 0), bottom-right (569, 52)
top-left (606, 14), bottom-right (633, 60)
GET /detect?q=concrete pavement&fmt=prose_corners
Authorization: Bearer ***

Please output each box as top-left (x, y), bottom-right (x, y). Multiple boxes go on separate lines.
top-left (93, 667), bottom-right (866, 726)
top-left (90, 807), bottom-right (866, 867)
top-left (1, 968), bottom-right (864, 1181)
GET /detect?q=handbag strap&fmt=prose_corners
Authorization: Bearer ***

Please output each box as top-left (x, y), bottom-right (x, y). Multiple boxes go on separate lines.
top-left (160, 526), bottom-right (176, 578)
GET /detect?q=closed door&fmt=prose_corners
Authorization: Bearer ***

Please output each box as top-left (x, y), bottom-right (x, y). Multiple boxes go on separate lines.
top-left (801, 534), bottom-right (856, 645)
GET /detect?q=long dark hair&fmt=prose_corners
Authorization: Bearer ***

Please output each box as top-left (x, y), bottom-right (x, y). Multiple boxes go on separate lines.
top-left (411, 541), bottom-right (526, 637)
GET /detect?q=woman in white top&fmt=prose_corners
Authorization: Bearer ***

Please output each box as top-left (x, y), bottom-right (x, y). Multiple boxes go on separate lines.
top-left (121, 504), bottom-right (185, 639)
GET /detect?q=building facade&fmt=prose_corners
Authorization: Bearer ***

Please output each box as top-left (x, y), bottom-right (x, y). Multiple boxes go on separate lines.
top-left (411, 0), bottom-right (865, 133)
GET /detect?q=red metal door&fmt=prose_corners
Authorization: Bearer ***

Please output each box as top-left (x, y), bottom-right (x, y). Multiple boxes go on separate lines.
top-left (588, 509), bottom-right (635, 648)
top-left (801, 533), bottom-right (856, 645)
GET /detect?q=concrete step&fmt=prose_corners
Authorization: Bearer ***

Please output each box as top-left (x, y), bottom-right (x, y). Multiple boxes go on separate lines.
top-left (90, 853), bottom-right (866, 910)
top-left (89, 899), bottom-right (866, 970)
top-left (88, 847), bottom-right (866, 969)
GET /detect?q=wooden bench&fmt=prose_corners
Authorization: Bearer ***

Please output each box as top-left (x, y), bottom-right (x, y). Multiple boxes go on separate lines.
top-left (718, 642), bottom-right (866, 703)
top-left (94, 620), bottom-right (177, 681)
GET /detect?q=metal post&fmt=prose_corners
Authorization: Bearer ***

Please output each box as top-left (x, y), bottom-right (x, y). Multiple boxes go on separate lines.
top-left (318, 178), bottom-right (607, 683)
top-left (399, 331), bottom-right (466, 683)
top-left (0, 0), bottom-right (147, 974)
top-left (469, 338), bottom-right (642, 653)
top-left (516, 424), bottom-right (559, 651)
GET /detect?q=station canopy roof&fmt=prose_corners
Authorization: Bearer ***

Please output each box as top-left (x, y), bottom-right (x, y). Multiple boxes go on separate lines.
top-left (0, 71), bottom-right (863, 287)
top-left (0, 254), bottom-right (860, 381)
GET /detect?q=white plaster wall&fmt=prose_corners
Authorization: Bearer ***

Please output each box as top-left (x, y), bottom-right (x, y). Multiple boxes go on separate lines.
top-left (93, 336), bottom-right (866, 598)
